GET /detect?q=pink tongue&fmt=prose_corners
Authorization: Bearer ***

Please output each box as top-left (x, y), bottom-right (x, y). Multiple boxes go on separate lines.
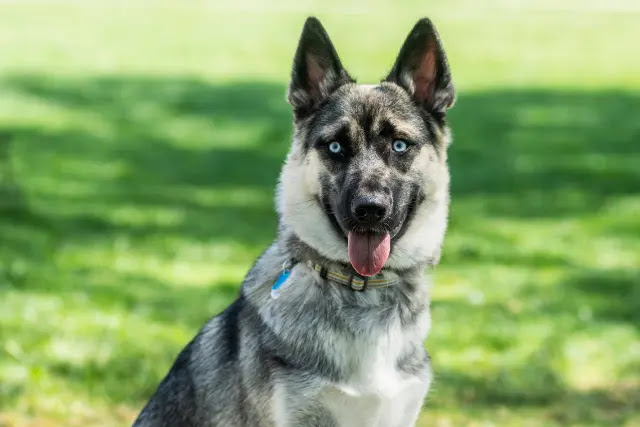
top-left (347, 232), bottom-right (391, 277)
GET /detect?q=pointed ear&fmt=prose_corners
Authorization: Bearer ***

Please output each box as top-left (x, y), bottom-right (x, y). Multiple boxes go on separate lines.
top-left (385, 18), bottom-right (455, 114)
top-left (287, 17), bottom-right (354, 118)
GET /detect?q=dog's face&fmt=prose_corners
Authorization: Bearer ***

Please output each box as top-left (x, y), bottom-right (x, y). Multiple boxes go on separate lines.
top-left (278, 18), bottom-right (455, 275)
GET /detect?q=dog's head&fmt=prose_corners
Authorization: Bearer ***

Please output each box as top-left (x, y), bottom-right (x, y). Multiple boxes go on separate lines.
top-left (278, 17), bottom-right (455, 275)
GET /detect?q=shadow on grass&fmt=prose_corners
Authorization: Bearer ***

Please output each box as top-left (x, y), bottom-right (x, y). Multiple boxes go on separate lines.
top-left (1, 75), bottom-right (638, 418)
top-left (0, 76), bottom-right (292, 293)
top-left (541, 267), bottom-right (640, 327)
top-left (449, 89), bottom-right (639, 217)
top-left (1, 76), bottom-right (637, 263)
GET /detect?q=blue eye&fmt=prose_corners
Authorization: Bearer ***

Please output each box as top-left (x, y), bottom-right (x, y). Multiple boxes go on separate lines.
top-left (328, 141), bottom-right (342, 154)
top-left (392, 139), bottom-right (408, 153)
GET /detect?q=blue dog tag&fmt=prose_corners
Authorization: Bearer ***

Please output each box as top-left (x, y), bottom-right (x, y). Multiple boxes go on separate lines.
top-left (271, 269), bottom-right (291, 299)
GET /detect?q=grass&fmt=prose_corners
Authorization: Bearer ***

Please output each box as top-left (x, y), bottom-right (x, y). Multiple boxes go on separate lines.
top-left (1, 1), bottom-right (639, 426)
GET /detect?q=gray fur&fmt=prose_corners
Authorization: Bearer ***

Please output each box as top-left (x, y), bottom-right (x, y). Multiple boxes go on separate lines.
top-left (134, 16), bottom-right (455, 427)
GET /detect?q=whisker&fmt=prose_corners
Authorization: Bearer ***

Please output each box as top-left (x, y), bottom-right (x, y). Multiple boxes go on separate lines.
top-left (291, 198), bottom-right (318, 207)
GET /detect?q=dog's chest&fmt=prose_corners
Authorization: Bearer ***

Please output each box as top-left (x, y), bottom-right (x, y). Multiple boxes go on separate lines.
top-left (319, 342), bottom-right (429, 427)
top-left (261, 266), bottom-right (432, 426)
top-left (317, 321), bottom-right (431, 427)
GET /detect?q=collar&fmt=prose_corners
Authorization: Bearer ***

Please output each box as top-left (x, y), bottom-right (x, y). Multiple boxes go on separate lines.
top-left (313, 263), bottom-right (398, 291)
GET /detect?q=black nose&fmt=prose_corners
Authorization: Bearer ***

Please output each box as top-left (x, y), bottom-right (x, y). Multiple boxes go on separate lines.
top-left (351, 196), bottom-right (388, 225)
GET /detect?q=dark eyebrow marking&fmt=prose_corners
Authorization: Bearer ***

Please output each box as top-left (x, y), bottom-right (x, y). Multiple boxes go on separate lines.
top-left (315, 123), bottom-right (351, 146)
top-left (333, 125), bottom-right (352, 145)
top-left (378, 118), bottom-right (396, 138)
top-left (378, 118), bottom-right (413, 142)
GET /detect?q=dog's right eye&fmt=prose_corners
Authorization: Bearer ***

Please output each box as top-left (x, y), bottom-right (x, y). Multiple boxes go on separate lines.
top-left (328, 141), bottom-right (342, 154)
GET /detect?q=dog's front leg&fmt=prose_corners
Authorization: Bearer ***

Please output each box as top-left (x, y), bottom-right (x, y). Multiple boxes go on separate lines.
top-left (271, 380), bottom-right (339, 427)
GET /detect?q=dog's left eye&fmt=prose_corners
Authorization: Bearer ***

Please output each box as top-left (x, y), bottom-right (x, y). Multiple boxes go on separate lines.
top-left (328, 141), bottom-right (342, 154)
top-left (392, 139), bottom-right (408, 153)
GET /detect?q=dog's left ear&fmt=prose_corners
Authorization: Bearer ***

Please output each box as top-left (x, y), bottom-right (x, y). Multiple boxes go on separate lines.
top-left (385, 18), bottom-right (455, 114)
top-left (288, 17), bottom-right (354, 118)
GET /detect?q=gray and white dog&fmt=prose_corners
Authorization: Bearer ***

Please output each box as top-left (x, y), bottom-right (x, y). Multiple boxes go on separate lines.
top-left (134, 16), bottom-right (455, 427)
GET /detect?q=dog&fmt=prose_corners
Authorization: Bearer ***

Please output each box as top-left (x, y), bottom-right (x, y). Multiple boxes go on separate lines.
top-left (133, 16), bottom-right (455, 427)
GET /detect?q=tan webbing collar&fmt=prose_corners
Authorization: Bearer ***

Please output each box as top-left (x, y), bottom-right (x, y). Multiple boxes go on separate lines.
top-left (313, 264), bottom-right (398, 291)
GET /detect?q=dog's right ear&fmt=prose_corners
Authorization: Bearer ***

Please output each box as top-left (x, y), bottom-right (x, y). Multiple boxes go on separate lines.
top-left (287, 17), bottom-right (353, 118)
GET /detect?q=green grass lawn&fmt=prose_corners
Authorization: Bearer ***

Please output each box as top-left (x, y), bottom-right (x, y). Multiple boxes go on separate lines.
top-left (1, 1), bottom-right (639, 426)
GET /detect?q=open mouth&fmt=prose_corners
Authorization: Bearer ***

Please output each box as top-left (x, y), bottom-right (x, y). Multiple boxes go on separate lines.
top-left (319, 189), bottom-right (421, 275)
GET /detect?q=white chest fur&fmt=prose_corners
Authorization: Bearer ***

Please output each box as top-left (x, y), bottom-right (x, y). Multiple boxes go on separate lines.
top-left (320, 375), bottom-right (429, 427)
top-left (318, 314), bottom-right (431, 427)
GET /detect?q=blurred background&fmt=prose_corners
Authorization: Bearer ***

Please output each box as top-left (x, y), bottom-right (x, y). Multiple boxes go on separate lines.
top-left (1, 1), bottom-right (638, 426)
